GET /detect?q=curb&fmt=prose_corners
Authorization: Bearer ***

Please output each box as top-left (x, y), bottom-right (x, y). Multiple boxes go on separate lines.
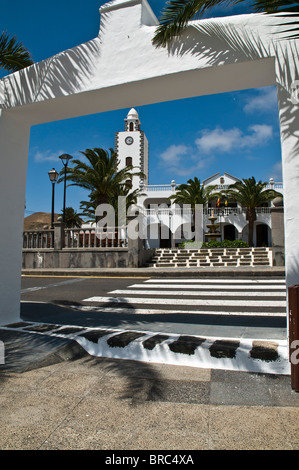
top-left (22, 266), bottom-right (286, 278)
top-left (1, 322), bottom-right (290, 376)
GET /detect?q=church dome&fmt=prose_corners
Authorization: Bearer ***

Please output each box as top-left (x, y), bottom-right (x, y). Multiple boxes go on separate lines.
top-left (127, 108), bottom-right (139, 120)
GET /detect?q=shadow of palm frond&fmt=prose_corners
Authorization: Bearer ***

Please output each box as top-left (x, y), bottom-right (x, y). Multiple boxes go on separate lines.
top-left (1, 37), bottom-right (101, 111)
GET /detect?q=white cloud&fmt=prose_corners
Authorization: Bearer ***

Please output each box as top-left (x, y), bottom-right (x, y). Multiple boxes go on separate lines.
top-left (158, 122), bottom-right (273, 178)
top-left (243, 87), bottom-right (278, 114)
top-left (159, 144), bottom-right (214, 177)
top-left (195, 127), bottom-right (242, 153)
top-left (34, 148), bottom-right (66, 163)
top-left (195, 124), bottom-right (273, 154)
top-left (159, 144), bottom-right (189, 166)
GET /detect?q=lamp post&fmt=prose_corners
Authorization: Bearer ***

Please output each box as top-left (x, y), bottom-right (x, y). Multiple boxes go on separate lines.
top-left (48, 168), bottom-right (59, 229)
top-left (59, 154), bottom-right (72, 224)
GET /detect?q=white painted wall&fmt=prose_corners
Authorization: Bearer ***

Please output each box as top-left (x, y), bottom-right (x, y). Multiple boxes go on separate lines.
top-left (0, 0), bottom-right (298, 324)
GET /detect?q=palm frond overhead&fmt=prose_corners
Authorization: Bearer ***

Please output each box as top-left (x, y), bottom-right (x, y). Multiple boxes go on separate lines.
top-left (152, 0), bottom-right (299, 47)
top-left (0, 31), bottom-right (33, 72)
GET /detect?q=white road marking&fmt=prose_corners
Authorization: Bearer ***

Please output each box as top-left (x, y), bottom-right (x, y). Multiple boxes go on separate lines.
top-left (82, 296), bottom-right (286, 307)
top-left (129, 283), bottom-right (286, 291)
top-left (144, 278), bottom-right (286, 284)
top-left (109, 289), bottom-right (286, 298)
top-left (71, 305), bottom-right (286, 317)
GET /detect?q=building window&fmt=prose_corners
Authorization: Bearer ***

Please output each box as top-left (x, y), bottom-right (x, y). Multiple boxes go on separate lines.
top-left (126, 157), bottom-right (133, 166)
top-left (125, 179), bottom-right (132, 188)
top-left (129, 122), bottom-right (134, 131)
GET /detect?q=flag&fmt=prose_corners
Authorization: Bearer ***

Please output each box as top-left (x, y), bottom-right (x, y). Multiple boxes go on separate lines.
top-left (217, 198), bottom-right (220, 207)
top-left (225, 199), bottom-right (228, 206)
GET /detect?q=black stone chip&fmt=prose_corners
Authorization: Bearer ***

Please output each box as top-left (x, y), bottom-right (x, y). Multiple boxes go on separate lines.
top-left (142, 334), bottom-right (170, 350)
top-left (56, 327), bottom-right (86, 335)
top-left (79, 329), bottom-right (114, 343)
top-left (168, 336), bottom-right (206, 355)
top-left (107, 331), bottom-right (146, 348)
top-left (23, 324), bottom-right (61, 332)
top-left (209, 340), bottom-right (240, 359)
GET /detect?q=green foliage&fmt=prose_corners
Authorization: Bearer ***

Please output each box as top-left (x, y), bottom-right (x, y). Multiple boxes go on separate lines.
top-left (0, 31), bottom-right (33, 72)
top-left (152, 0), bottom-right (299, 48)
top-left (58, 147), bottom-right (144, 224)
top-left (170, 177), bottom-right (217, 208)
top-left (179, 239), bottom-right (249, 248)
top-left (202, 239), bottom-right (249, 248)
top-left (62, 207), bottom-right (83, 228)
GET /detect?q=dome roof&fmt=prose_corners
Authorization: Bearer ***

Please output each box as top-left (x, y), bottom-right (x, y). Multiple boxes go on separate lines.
top-left (127, 108), bottom-right (139, 120)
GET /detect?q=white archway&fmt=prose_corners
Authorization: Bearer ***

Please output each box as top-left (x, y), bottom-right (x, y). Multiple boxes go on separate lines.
top-left (0, 0), bottom-right (298, 324)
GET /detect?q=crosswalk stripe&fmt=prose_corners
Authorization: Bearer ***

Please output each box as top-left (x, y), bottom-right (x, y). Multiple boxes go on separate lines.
top-left (109, 289), bottom-right (286, 298)
top-left (126, 284), bottom-right (286, 292)
top-left (82, 296), bottom-right (286, 307)
top-left (72, 305), bottom-right (286, 317)
top-left (144, 279), bottom-right (286, 284)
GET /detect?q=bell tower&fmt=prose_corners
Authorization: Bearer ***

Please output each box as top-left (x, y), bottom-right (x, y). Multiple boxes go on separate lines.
top-left (115, 108), bottom-right (149, 192)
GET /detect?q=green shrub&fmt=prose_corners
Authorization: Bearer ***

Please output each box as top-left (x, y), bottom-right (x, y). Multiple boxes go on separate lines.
top-left (202, 240), bottom-right (249, 248)
top-left (179, 239), bottom-right (249, 248)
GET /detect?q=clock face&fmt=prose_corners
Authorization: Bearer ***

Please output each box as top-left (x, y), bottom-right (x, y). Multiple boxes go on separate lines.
top-left (125, 136), bottom-right (134, 145)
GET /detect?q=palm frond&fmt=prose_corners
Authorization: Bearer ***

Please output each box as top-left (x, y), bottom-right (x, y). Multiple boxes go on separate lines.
top-left (152, 0), bottom-right (239, 47)
top-left (0, 31), bottom-right (33, 72)
top-left (152, 0), bottom-right (299, 47)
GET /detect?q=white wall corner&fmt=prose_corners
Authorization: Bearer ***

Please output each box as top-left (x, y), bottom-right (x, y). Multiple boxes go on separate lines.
top-left (99, 0), bottom-right (159, 30)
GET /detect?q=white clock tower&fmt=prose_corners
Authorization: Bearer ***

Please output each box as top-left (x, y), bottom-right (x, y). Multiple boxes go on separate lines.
top-left (115, 108), bottom-right (149, 192)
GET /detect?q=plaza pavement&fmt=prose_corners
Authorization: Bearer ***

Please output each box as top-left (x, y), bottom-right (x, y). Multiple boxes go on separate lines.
top-left (0, 328), bottom-right (299, 451)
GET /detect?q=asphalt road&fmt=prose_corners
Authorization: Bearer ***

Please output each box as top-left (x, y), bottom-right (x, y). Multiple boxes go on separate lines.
top-left (20, 275), bottom-right (287, 340)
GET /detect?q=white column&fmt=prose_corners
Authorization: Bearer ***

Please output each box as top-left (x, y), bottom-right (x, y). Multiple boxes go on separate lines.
top-left (0, 110), bottom-right (30, 325)
top-left (277, 83), bottom-right (299, 289)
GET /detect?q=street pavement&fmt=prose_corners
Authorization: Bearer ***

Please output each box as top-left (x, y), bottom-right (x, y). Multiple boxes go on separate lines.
top-left (0, 271), bottom-right (299, 450)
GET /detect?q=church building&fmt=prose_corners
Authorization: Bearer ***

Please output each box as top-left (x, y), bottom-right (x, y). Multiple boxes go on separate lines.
top-left (115, 108), bottom-right (283, 250)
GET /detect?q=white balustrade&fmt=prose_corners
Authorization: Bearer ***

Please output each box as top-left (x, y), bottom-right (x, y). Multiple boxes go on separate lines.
top-left (23, 230), bottom-right (54, 249)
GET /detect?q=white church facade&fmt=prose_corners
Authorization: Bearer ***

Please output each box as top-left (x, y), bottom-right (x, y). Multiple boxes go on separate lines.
top-left (116, 108), bottom-right (283, 249)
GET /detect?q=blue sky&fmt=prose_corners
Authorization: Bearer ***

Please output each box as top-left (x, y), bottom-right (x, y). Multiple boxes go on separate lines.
top-left (1, 0), bottom-right (282, 217)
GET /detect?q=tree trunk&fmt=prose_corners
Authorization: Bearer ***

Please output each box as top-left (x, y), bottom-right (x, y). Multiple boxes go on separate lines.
top-left (246, 209), bottom-right (256, 247)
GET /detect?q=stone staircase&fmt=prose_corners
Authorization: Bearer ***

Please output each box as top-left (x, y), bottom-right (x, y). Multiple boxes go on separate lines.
top-left (147, 247), bottom-right (272, 268)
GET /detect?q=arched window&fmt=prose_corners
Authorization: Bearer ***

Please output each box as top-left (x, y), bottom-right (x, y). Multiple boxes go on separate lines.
top-left (126, 157), bottom-right (132, 166)
top-left (125, 179), bottom-right (132, 188)
top-left (129, 122), bottom-right (134, 131)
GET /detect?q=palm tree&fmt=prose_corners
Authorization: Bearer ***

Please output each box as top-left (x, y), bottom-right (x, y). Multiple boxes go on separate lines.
top-left (170, 176), bottom-right (217, 207)
top-left (62, 207), bottom-right (83, 228)
top-left (152, 0), bottom-right (299, 47)
top-left (58, 148), bottom-right (140, 207)
top-left (58, 147), bottom-right (143, 225)
top-left (0, 31), bottom-right (33, 72)
top-left (222, 176), bottom-right (282, 246)
top-left (79, 185), bottom-right (143, 224)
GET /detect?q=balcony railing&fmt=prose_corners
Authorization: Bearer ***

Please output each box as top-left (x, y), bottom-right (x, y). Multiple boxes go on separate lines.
top-left (143, 182), bottom-right (283, 193)
top-left (145, 207), bottom-right (271, 217)
top-left (64, 227), bottom-right (128, 248)
top-left (204, 207), bottom-right (271, 216)
top-left (23, 227), bottom-right (128, 250)
top-left (143, 184), bottom-right (176, 192)
top-left (23, 229), bottom-right (54, 249)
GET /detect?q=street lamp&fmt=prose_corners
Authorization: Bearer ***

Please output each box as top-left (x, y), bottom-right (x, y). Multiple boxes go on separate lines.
top-left (48, 168), bottom-right (59, 229)
top-left (59, 154), bottom-right (72, 224)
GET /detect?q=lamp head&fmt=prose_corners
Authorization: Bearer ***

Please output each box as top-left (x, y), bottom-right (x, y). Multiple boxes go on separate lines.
top-left (59, 154), bottom-right (73, 166)
top-left (48, 168), bottom-right (59, 183)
